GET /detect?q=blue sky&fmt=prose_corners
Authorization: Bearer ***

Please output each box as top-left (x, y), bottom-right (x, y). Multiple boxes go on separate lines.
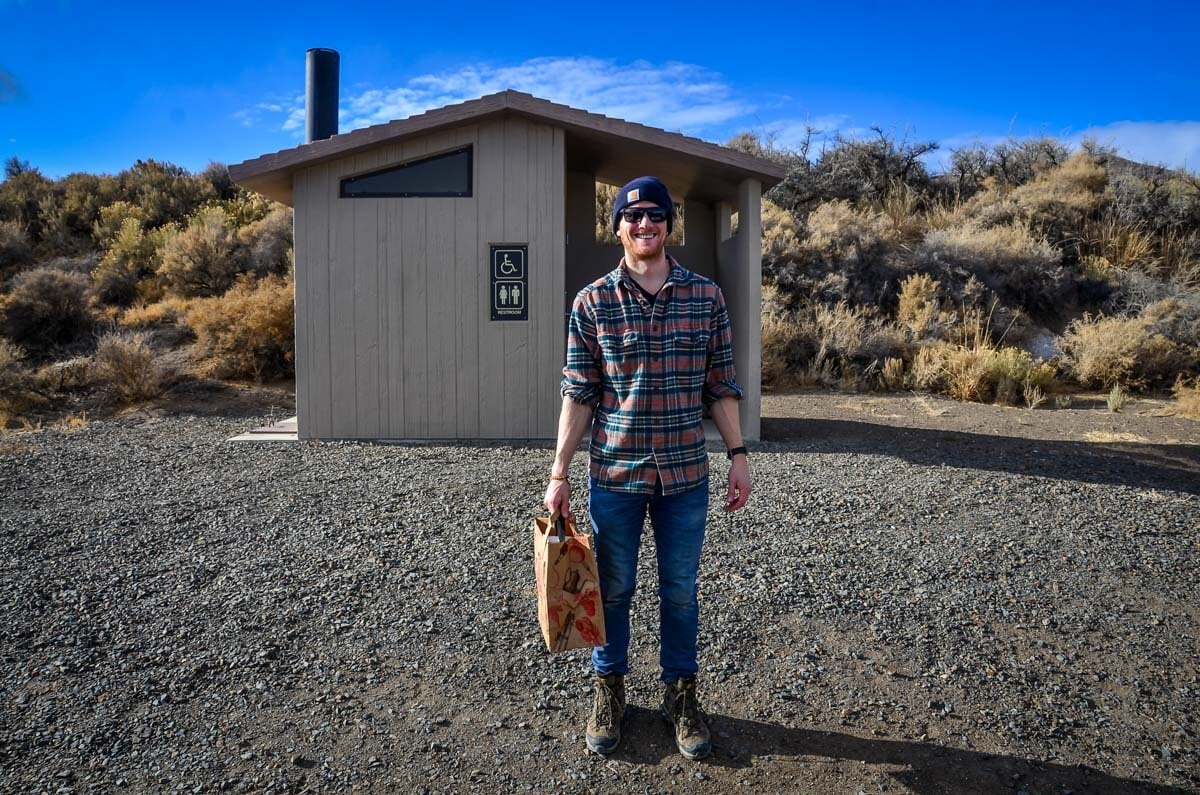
top-left (2, 0), bottom-right (1198, 178)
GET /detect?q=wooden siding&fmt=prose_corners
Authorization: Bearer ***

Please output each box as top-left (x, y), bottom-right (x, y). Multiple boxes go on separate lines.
top-left (293, 117), bottom-right (565, 439)
top-left (716, 179), bottom-right (763, 442)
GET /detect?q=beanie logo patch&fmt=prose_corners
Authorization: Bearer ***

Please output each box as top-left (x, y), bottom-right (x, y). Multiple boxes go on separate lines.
top-left (627, 189), bottom-right (640, 202)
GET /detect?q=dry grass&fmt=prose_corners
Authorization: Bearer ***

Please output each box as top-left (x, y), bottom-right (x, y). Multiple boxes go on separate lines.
top-left (1023, 381), bottom-right (1048, 409)
top-left (185, 273), bottom-right (295, 381)
top-left (1011, 151), bottom-right (1108, 230)
top-left (804, 201), bottom-right (891, 260)
top-left (920, 221), bottom-right (1060, 272)
top-left (880, 357), bottom-right (905, 391)
top-left (1171, 377), bottom-right (1200, 419)
top-left (879, 182), bottom-right (925, 243)
top-left (1084, 430), bottom-right (1149, 443)
top-left (119, 297), bottom-right (194, 328)
top-left (92, 332), bottom-right (163, 404)
top-left (58, 412), bottom-right (90, 431)
top-left (761, 200), bottom-right (801, 261)
top-left (1107, 383), bottom-right (1130, 412)
top-left (1083, 217), bottom-right (1159, 271)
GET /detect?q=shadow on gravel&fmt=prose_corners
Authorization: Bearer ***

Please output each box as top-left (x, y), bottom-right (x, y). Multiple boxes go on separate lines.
top-left (614, 707), bottom-right (1181, 794)
top-left (763, 418), bottom-right (1200, 496)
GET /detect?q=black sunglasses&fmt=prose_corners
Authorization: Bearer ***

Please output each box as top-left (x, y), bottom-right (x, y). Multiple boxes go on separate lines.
top-left (620, 208), bottom-right (669, 224)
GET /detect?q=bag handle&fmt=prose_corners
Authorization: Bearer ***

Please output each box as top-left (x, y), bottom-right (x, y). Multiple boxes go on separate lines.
top-left (549, 511), bottom-right (567, 543)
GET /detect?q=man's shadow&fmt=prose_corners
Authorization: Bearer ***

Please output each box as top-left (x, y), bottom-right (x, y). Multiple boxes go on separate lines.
top-left (612, 707), bottom-right (1187, 794)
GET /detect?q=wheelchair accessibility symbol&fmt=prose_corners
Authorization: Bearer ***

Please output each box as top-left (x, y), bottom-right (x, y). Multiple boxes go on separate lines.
top-left (490, 245), bottom-right (528, 321)
top-left (492, 249), bottom-right (525, 280)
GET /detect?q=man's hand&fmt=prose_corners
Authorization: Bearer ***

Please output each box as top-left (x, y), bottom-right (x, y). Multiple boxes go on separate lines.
top-left (724, 456), bottom-right (751, 512)
top-left (544, 478), bottom-right (572, 517)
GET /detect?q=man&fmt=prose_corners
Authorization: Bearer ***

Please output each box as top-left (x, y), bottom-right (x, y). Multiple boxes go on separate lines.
top-left (543, 176), bottom-right (751, 760)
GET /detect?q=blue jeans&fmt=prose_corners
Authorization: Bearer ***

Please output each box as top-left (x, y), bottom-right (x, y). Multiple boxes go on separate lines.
top-left (588, 476), bottom-right (709, 683)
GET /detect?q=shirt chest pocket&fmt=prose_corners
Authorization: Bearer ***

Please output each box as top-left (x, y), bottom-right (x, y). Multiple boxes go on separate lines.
top-left (598, 331), bottom-right (643, 383)
top-left (671, 330), bottom-right (710, 373)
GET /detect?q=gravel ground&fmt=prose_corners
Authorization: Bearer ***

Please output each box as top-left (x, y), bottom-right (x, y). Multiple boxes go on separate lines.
top-left (1, 398), bottom-right (1197, 794)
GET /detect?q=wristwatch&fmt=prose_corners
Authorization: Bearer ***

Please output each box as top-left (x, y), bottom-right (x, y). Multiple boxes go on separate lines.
top-left (726, 446), bottom-right (748, 460)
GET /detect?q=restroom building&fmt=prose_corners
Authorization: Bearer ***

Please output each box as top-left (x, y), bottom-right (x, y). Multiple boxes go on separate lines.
top-left (228, 87), bottom-right (785, 441)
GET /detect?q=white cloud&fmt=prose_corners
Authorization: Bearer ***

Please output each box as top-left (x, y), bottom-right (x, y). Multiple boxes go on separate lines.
top-left (1066, 120), bottom-right (1200, 172)
top-left (248, 57), bottom-right (755, 141)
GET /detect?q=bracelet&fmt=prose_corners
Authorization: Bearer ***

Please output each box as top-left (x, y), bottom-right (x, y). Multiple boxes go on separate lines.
top-left (549, 474), bottom-right (569, 482)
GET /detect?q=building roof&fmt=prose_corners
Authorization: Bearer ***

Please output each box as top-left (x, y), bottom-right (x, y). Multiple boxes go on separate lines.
top-left (228, 90), bottom-right (787, 205)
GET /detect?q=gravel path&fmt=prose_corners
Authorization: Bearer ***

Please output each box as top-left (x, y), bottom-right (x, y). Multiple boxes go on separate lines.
top-left (1, 406), bottom-right (1197, 793)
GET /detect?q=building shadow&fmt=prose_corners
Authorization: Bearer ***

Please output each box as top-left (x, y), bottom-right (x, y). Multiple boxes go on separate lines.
top-left (613, 707), bottom-right (1188, 794)
top-left (761, 417), bottom-right (1200, 496)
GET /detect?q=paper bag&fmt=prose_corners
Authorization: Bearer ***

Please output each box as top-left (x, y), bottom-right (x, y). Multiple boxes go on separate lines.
top-left (533, 513), bottom-right (606, 652)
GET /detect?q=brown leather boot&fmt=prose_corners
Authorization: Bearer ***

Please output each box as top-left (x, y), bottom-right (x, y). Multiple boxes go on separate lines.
top-left (585, 673), bottom-right (624, 754)
top-left (661, 676), bottom-right (711, 760)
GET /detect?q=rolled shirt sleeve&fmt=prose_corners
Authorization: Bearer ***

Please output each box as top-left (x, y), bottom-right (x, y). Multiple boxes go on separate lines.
top-left (560, 292), bottom-right (602, 406)
top-left (702, 286), bottom-right (743, 405)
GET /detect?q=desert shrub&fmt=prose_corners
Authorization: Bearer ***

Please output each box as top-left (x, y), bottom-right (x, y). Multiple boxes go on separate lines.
top-left (949, 137), bottom-right (1070, 195)
top-left (1172, 377), bottom-right (1200, 419)
top-left (969, 196), bottom-right (1024, 230)
top-left (805, 201), bottom-right (891, 261)
top-left (118, 159), bottom-right (215, 229)
top-left (34, 357), bottom-right (93, 392)
top-left (909, 340), bottom-right (1056, 405)
top-left (1059, 299), bottom-right (1199, 389)
top-left (917, 221), bottom-right (1071, 320)
top-left (761, 200), bottom-right (801, 263)
top-left (1, 266), bottom-right (93, 353)
top-left (761, 314), bottom-right (805, 389)
top-left (201, 162), bottom-right (239, 202)
top-left (1108, 169), bottom-right (1200, 235)
top-left (817, 129), bottom-right (938, 205)
top-left (184, 274), bottom-right (294, 381)
top-left (896, 273), bottom-right (940, 335)
top-left (761, 300), bottom-right (911, 390)
top-left (158, 206), bottom-right (244, 297)
top-left (238, 205), bottom-right (293, 277)
top-left (221, 191), bottom-right (275, 227)
top-left (91, 200), bottom-right (145, 247)
top-left (1010, 151), bottom-right (1108, 239)
top-left (0, 218), bottom-right (31, 280)
top-left (118, 296), bottom-right (194, 328)
top-left (92, 216), bottom-right (161, 306)
top-left (0, 158), bottom-right (53, 251)
top-left (0, 339), bottom-right (40, 423)
top-left (92, 332), bottom-right (162, 404)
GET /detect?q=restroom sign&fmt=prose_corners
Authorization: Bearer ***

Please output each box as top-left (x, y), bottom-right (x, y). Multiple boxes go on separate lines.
top-left (490, 245), bottom-right (528, 321)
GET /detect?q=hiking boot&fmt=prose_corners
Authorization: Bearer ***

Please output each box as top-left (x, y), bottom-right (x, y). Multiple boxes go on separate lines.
top-left (660, 676), bottom-right (711, 760)
top-left (586, 673), bottom-right (625, 754)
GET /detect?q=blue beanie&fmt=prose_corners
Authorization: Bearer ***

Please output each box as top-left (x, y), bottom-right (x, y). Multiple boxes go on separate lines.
top-left (611, 176), bottom-right (674, 234)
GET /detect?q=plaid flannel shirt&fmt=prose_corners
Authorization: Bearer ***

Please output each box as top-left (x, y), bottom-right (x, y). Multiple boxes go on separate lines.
top-left (561, 257), bottom-right (743, 495)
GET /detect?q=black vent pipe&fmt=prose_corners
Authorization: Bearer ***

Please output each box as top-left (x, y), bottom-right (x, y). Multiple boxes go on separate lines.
top-left (305, 48), bottom-right (339, 144)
